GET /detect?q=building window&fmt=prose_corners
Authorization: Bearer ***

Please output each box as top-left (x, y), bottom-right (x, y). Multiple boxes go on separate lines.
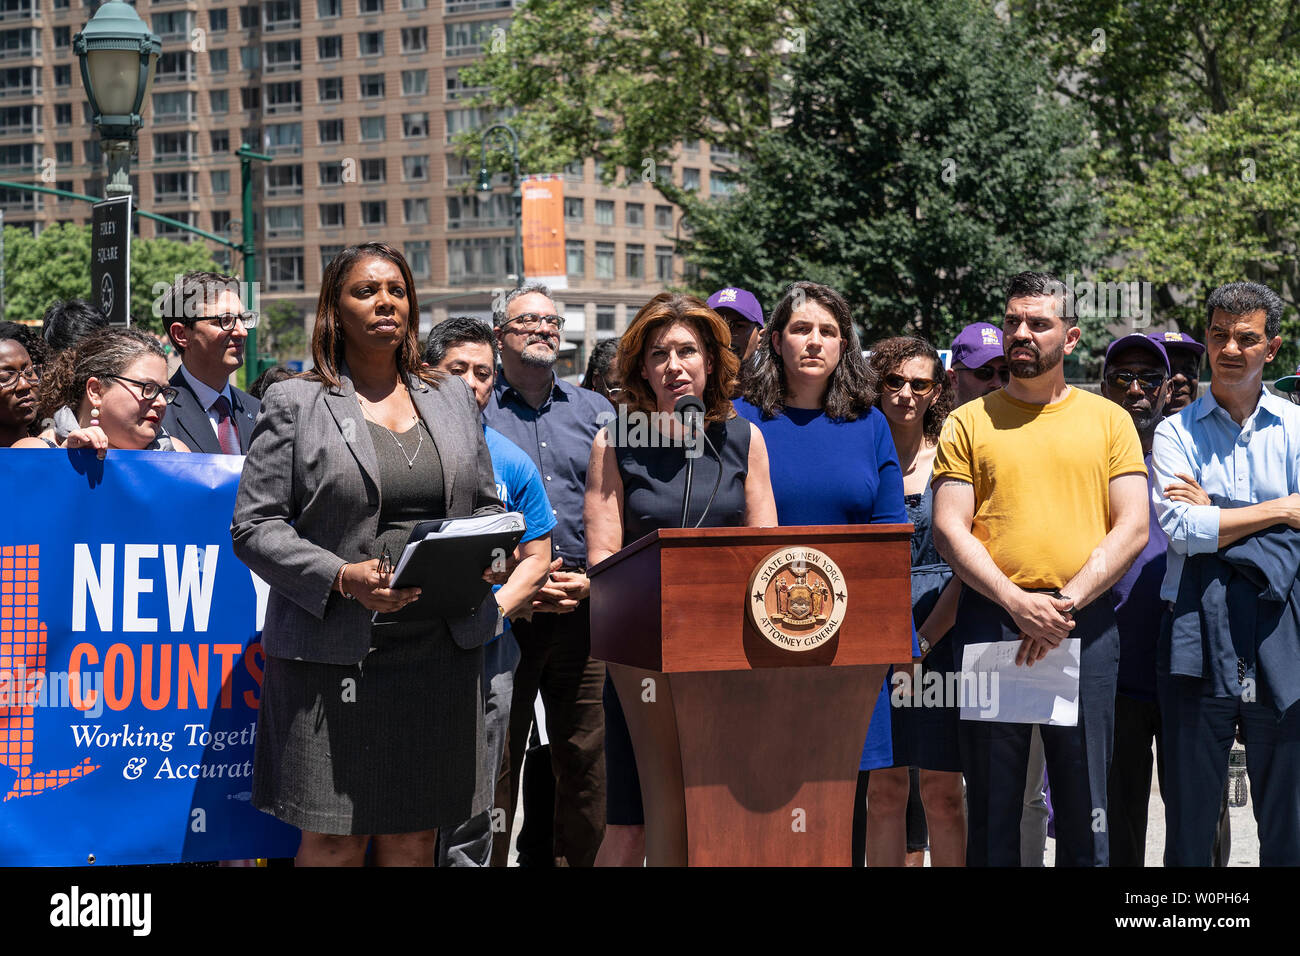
top-left (317, 0), bottom-right (341, 17)
top-left (210, 129), bottom-right (230, 153)
top-left (594, 200), bottom-right (614, 226)
top-left (445, 67), bottom-right (482, 101)
top-left (264, 122), bottom-right (303, 154)
top-left (401, 0), bottom-right (426, 8)
top-left (709, 171), bottom-right (735, 197)
top-left (240, 46), bottom-right (260, 71)
top-left (209, 49), bottom-right (229, 73)
top-left (53, 26), bottom-right (71, 49)
top-left (54, 103), bottom-right (71, 126)
top-left (240, 87), bottom-right (261, 111)
top-left (359, 116), bottom-right (385, 141)
top-left (654, 204), bottom-right (673, 230)
top-left (266, 206), bottom-right (304, 239)
top-left (212, 210), bottom-right (232, 234)
top-left (55, 142), bottom-right (72, 164)
top-left (401, 154), bottom-right (429, 182)
top-left (239, 5), bottom-right (259, 29)
top-left (446, 192), bottom-right (510, 229)
top-left (319, 203), bottom-right (345, 227)
top-left (153, 131), bottom-right (197, 161)
top-left (211, 170), bottom-right (231, 194)
top-left (625, 202), bottom-right (644, 228)
top-left (562, 197), bottom-right (583, 223)
top-left (318, 118), bottom-right (344, 144)
top-left (403, 197), bottom-right (428, 224)
top-left (596, 306), bottom-right (615, 332)
top-left (359, 73), bottom-right (385, 99)
top-left (210, 89), bottom-right (229, 114)
top-left (317, 35), bottom-right (342, 60)
top-left (265, 80), bottom-right (302, 114)
top-left (401, 112), bottom-right (428, 138)
top-left (447, 236), bottom-right (517, 284)
top-left (359, 0), bottom-right (383, 11)
top-left (266, 164), bottom-right (304, 196)
top-left (358, 31), bottom-right (384, 57)
top-left (53, 65), bottom-right (71, 87)
top-left (320, 245), bottom-right (345, 276)
top-left (595, 242), bottom-right (614, 280)
top-left (444, 18), bottom-right (508, 57)
top-left (263, 0), bottom-right (300, 30)
top-left (565, 240), bottom-right (584, 278)
top-left (153, 171), bottom-right (197, 201)
top-left (400, 26), bottom-right (427, 52)
top-left (360, 201), bottom-right (387, 226)
top-left (209, 8), bottom-right (228, 31)
top-left (400, 69), bottom-right (427, 96)
top-left (655, 245), bottom-right (674, 282)
top-left (625, 244), bottom-right (645, 280)
top-left (682, 167), bottom-right (700, 191)
top-left (318, 76), bottom-right (343, 103)
top-left (405, 240), bottom-right (431, 279)
top-left (360, 157), bottom-right (386, 183)
top-left (267, 247), bottom-right (305, 291)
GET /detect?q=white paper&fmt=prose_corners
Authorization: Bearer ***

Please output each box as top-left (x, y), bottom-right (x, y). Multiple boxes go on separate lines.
top-left (958, 638), bottom-right (1081, 726)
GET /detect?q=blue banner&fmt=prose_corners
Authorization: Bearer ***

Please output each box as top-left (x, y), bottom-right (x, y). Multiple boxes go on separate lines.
top-left (0, 450), bottom-right (300, 865)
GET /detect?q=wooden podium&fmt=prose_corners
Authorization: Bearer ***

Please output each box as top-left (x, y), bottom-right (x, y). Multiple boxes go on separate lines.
top-left (589, 525), bottom-right (912, 866)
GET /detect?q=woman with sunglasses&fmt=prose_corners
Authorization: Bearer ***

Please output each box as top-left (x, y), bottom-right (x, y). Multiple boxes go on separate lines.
top-left (734, 281), bottom-right (911, 867)
top-left (0, 322), bottom-right (45, 447)
top-left (865, 336), bottom-right (966, 867)
top-left (14, 327), bottom-right (189, 455)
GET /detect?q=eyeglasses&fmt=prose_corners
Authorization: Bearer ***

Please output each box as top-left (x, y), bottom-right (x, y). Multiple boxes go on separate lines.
top-left (959, 365), bottom-right (1011, 383)
top-left (882, 373), bottom-right (939, 395)
top-left (104, 374), bottom-right (179, 405)
top-left (202, 311), bottom-right (259, 331)
top-left (508, 312), bottom-right (565, 332)
top-left (1105, 370), bottom-right (1166, 393)
top-left (0, 364), bottom-right (41, 389)
top-left (606, 387), bottom-right (626, 399)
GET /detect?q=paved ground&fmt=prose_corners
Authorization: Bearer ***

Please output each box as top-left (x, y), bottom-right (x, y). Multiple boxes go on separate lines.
top-left (506, 741), bottom-right (1262, 866)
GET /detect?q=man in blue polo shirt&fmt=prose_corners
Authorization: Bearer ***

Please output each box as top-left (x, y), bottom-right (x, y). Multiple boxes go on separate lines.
top-left (1152, 281), bottom-right (1300, 866)
top-left (482, 284), bottom-right (614, 867)
top-left (424, 317), bottom-right (557, 867)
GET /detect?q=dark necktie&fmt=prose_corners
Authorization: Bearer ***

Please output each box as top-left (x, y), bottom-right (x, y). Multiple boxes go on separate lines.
top-left (212, 395), bottom-right (241, 455)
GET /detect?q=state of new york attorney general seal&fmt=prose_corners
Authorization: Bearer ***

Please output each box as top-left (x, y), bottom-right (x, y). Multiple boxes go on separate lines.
top-left (746, 547), bottom-right (848, 652)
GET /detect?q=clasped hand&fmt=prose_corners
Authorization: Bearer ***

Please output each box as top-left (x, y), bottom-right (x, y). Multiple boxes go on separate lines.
top-left (340, 558), bottom-right (421, 613)
top-left (1011, 590), bottom-right (1075, 667)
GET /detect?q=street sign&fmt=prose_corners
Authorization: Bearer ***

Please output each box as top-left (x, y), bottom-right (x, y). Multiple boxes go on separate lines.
top-left (91, 194), bottom-right (131, 326)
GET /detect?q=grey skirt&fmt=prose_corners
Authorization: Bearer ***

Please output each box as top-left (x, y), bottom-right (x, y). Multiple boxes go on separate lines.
top-left (252, 622), bottom-right (487, 835)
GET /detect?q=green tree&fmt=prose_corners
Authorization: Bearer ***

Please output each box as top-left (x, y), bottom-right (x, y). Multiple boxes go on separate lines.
top-left (2, 223), bottom-right (220, 332)
top-left (259, 299), bottom-right (307, 364)
top-left (679, 0), bottom-right (1102, 351)
top-left (456, 0), bottom-right (814, 195)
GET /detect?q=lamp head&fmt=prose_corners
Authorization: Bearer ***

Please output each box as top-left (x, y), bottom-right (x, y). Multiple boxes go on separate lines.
top-left (74, 0), bottom-right (161, 140)
top-left (476, 167), bottom-right (492, 192)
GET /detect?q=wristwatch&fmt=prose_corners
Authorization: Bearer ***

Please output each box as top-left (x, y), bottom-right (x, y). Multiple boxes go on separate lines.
top-left (917, 633), bottom-right (932, 657)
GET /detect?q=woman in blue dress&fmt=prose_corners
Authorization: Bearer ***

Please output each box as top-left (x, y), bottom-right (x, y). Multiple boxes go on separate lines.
top-left (866, 336), bottom-right (966, 866)
top-left (733, 281), bottom-right (913, 866)
top-left (585, 292), bottom-right (778, 865)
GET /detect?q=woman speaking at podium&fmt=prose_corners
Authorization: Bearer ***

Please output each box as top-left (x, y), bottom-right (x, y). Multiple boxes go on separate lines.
top-left (732, 281), bottom-right (911, 867)
top-left (232, 242), bottom-right (502, 866)
top-left (584, 292), bottom-right (777, 865)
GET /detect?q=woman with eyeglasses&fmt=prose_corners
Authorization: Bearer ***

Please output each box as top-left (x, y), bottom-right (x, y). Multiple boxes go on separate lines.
top-left (13, 327), bottom-right (189, 455)
top-left (865, 336), bottom-right (967, 867)
top-left (0, 322), bottom-right (45, 448)
top-left (733, 281), bottom-right (910, 867)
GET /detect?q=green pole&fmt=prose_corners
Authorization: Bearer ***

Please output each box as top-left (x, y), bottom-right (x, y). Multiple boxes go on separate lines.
top-left (237, 144), bottom-right (272, 380)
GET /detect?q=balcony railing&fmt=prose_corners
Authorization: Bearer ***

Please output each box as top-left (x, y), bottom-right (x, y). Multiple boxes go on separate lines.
top-left (154, 191), bottom-right (199, 203)
top-left (264, 58), bottom-right (301, 74)
top-left (266, 141), bottom-right (302, 155)
top-left (264, 100), bottom-right (302, 115)
top-left (0, 83), bottom-right (38, 99)
top-left (265, 182), bottom-right (303, 197)
top-left (445, 0), bottom-right (511, 13)
top-left (154, 70), bottom-right (196, 84)
top-left (151, 109), bottom-right (196, 124)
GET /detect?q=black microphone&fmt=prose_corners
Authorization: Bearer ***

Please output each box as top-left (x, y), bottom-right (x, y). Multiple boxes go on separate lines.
top-left (674, 395), bottom-right (722, 528)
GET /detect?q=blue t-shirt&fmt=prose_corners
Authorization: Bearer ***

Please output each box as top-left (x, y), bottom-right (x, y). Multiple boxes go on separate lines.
top-left (733, 398), bottom-right (910, 770)
top-left (485, 425), bottom-right (556, 641)
top-left (1112, 455), bottom-right (1167, 701)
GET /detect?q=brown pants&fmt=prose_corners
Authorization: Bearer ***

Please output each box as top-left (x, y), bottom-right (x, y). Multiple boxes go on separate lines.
top-left (492, 601), bottom-right (606, 866)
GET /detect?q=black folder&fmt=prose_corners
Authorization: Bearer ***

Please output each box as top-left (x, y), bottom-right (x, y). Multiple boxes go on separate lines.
top-left (372, 512), bottom-right (526, 625)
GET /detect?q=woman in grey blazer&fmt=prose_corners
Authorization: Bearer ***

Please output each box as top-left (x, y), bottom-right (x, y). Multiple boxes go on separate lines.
top-left (232, 242), bottom-right (502, 866)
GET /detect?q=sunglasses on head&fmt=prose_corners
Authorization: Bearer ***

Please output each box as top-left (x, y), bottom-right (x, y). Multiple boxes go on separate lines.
top-left (882, 373), bottom-right (939, 395)
top-left (959, 364), bottom-right (1011, 383)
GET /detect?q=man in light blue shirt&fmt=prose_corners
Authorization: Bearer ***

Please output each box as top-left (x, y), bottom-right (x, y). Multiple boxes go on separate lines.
top-left (1150, 281), bottom-right (1300, 866)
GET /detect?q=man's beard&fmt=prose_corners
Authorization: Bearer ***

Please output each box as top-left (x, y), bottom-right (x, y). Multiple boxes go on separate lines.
top-left (519, 335), bottom-right (558, 369)
top-left (1007, 339), bottom-right (1064, 379)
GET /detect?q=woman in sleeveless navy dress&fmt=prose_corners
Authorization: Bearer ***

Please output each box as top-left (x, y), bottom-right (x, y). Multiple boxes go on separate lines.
top-left (584, 292), bottom-right (777, 866)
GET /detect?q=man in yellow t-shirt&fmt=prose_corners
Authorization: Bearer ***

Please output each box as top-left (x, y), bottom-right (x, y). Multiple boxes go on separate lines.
top-left (932, 272), bottom-right (1150, 867)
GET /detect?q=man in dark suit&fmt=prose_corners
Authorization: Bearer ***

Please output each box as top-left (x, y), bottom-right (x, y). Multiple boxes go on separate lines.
top-left (160, 271), bottom-right (260, 454)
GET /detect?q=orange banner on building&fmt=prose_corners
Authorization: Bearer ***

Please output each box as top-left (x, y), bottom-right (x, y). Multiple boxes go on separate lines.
top-left (521, 175), bottom-right (567, 290)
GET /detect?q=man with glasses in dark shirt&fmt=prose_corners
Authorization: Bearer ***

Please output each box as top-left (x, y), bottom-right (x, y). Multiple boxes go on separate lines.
top-left (483, 283), bottom-right (613, 867)
top-left (160, 271), bottom-right (260, 455)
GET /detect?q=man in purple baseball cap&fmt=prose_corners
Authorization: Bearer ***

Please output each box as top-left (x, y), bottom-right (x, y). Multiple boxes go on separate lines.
top-left (1274, 363), bottom-right (1300, 405)
top-left (706, 286), bottom-right (764, 364)
top-left (1148, 330), bottom-right (1205, 415)
top-left (947, 322), bottom-right (1010, 407)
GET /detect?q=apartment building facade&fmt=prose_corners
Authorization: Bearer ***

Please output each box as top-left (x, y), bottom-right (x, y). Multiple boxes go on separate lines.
top-left (0, 0), bottom-right (739, 376)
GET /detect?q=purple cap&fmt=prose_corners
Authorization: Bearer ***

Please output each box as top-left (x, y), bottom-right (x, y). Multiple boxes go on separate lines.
top-left (1148, 330), bottom-right (1206, 356)
top-left (1105, 332), bottom-right (1170, 375)
top-left (1274, 364), bottom-right (1300, 393)
top-left (706, 287), bottom-right (764, 327)
top-left (950, 322), bottom-right (1004, 369)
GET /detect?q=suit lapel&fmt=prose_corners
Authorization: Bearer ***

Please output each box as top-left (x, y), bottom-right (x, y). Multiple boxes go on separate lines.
top-left (409, 375), bottom-right (454, 507)
top-left (324, 371), bottom-right (381, 493)
top-left (169, 372), bottom-right (220, 455)
top-left (230, 389), bottom-right (258, 453)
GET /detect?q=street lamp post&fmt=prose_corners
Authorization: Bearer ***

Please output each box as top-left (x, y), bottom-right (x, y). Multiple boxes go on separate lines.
top-left (477, 124), bottom-right (524, 289)
top-left (238, 143), bottom-right (273, 379)
top-left (74, 0), bottom-right (161, 198)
